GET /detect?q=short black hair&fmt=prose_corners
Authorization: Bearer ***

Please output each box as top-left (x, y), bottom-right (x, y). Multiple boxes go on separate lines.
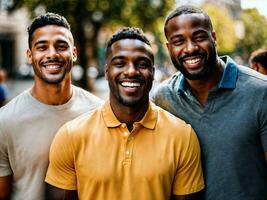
top-left (164, 5), bottom-right (213, 38)
top-left (106, 27), bottom-right (151, 58)
top-left (249, 47), bottom-right (267, 69)
top-left (27, 12), bottom-right (71, 49)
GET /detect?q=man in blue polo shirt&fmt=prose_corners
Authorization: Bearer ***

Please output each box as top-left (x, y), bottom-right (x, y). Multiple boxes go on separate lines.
top-left (152, 5), bottom-right (267, 200)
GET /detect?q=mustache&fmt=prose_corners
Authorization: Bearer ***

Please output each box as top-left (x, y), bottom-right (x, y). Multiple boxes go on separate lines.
top-left (42, 59), bottom-right (65, 65)
top-left (180, 52), bottom-right (206, 60)
top-left (118, 77), bottom-right (144, 83)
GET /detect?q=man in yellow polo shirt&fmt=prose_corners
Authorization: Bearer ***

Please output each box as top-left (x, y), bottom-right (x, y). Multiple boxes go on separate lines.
top-left (45, 27), bottom-right (204, 200)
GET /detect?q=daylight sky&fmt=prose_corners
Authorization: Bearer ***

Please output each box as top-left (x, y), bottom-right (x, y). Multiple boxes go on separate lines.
top-left (241, 0), bottom-right (267, 18)
top-left (177, 0), bottom-right (267, 18)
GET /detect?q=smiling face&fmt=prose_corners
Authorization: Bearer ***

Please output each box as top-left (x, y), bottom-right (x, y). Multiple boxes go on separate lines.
top-left (27, 25), bottom-right (77, 84)
top-left (105, 39), bottom-right (154, 107)
top-left (165, 13), bottom-right (217, 80)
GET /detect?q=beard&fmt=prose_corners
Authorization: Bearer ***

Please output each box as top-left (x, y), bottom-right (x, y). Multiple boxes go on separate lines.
top-left (171, 44), bottom-right (217, 80)
top-left (108, 80), bottom-right (152, 108)
top-left (40, 67), bottom-right (67, 84)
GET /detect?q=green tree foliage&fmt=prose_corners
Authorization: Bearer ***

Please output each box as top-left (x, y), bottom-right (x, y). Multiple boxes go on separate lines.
top-left (202, 4), bottom-right (237, 55)
top-left (238, 8), bottom-right (267, 58)
top-left (8, 0), bottom-right (174, 89)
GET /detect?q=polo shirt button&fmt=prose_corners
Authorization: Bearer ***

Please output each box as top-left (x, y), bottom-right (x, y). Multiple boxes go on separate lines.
top-left (126, 151), bottom-right (130, 155)
top-left (121, 123), bottom-right (126, 128)
top-left (123, 132), bottom-right (129, 137)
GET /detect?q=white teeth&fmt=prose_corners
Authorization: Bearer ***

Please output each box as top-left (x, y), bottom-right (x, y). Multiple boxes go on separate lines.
top-left (185, 58), bottom-right (200, 64)
top-left (121, 82), bottom-right (140, 87)
top-left (46, 65), bottom-right (60, 69)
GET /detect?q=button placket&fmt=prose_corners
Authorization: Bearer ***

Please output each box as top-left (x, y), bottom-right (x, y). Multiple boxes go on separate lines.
top-left (120, 123), bottom-right (134, 166)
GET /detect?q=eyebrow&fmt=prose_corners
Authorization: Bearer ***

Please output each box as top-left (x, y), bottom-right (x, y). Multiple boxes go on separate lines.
top-left (192, 29), bottom-right (209, 36)
top-left (33, 39), bottom-right (69, 47)
top-left (33, 40), bottom-right (47, 47)
top-left (110, 56), bottom-right (125, 62)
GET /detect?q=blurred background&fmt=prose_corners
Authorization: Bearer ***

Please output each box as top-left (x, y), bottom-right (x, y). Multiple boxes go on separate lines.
top-left (0, 0), bottom-right (267, 100)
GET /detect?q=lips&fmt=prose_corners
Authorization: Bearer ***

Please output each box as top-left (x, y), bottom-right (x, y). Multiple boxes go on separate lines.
top-left (45, 65), bottom-right (61, 70)
top-left (182, 55), bottom-right (204, 69)
top-left (121, 81), bottom-right (141, 87)
top-left (184, 57), bottom-right (201, 64)
top-left (41, 60), bottom-right (65, 73)
top-left (118, 79), bottom-right (143, 94)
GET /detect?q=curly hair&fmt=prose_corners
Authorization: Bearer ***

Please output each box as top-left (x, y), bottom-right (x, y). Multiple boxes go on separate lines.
top-left (106, 27), bottom-right (151, 58)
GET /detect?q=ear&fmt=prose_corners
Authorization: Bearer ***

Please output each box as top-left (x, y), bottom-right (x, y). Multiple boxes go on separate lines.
top-left (26, 49), bottom-right (33, 64)
top-left (251, 63), bottom-right (259, 72)
top-left (152, 66), bottom-right (155, 80)
top-left (72, 46), bottom-right (77, 62)
top-left (166, 41), bottom-right (170, 51)
top-left (212, 31), bottom-right (217, 46)
top-left (105, 64), bottom-right (108, 80)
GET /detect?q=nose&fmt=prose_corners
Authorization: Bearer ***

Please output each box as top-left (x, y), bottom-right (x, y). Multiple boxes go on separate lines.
top-left (184, 40), bottom-right (198, 54)
top-left (46, 46), bottom-right (59, 59)
top-left (124, 62), bottom-right (139, 77)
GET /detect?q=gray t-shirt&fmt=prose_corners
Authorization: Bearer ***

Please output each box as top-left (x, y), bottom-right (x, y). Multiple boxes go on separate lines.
top-left (0, 85), bottom-right (102, 200)
top-left (152, 56), bottom-right (267, 200)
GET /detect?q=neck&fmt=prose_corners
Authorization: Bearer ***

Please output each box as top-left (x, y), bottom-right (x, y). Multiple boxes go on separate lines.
top-left (31, 76), bottom-right (72, 105)
top-left (186, 58), bottom-right (224, 106)
top-left (110, 98), bottom-right (149, 131)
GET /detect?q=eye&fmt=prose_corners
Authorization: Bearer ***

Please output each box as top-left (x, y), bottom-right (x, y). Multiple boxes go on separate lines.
top-left (57, 44), bottom-right (69, 51)
top-left (194, 34), bottom-right (208, 42)
top-left (171, 38), bottom-right (184, 46)
top-left (36, 45), bottom-right (46, 51)
top-left (136, 60), bottom-right (151, 69)
top-left (113, 61), bottom-right (124, 68)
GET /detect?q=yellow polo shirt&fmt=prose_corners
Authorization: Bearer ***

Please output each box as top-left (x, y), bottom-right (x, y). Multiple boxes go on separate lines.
top-left (45, 101), bottom-right (204, 199)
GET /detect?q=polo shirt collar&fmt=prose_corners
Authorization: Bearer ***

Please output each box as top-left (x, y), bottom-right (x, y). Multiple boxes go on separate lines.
top-left (177, 55), bottom-right (238, 92)
top-left (102, 101), bottom-right (157, 130)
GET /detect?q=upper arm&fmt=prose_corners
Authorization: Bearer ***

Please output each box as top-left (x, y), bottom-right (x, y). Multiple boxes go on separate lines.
top-left (45, 125), bottom-right (77, 190)
top-left (172, 127), bottom-right (204, 195)
top-left (0, 175), bottom-right (12, 200)
top-left (45, 183), bottom-right (78, 200)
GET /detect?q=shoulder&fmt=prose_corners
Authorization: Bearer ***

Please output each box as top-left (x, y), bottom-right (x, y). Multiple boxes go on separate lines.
top-left (72, 85), bottom-right (104, 105)
top-left (236, 65), bottom-right (267, 92)
top-left (238, 65), bottom-right (267, 82)
top-left (154, 72), bottom-right (181, 91)
top-left (0, 90), bottom-right (31, 119)
top-left (153, 103), bottom-right (193, 136)
top-left (151, 72), bottom-right (181, 99)
top-left (64, 105), bottom-right (102, 135)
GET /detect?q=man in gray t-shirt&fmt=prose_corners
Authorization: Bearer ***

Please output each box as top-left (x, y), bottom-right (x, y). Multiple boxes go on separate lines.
top-left (152, 5), bottom-right (267, 200)
top-left (0, 13), bottom-right (102, 199)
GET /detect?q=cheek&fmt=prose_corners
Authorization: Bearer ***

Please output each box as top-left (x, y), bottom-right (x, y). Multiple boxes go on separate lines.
top-left (143, 71), bottom-right (154, 81)
top-left (169, 46), bottom-right (182, 58)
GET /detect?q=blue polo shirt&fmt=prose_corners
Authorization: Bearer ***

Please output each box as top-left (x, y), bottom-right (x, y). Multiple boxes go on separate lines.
top-left (152, 56), bottom-right (267, 200)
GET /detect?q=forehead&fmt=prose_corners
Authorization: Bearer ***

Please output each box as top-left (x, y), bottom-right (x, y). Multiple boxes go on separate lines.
top-left (108, 39), bottom-right (153, 61)
top-left (31, 25), bottom-right (73, 45)
top-left (166, 13), bottom-right (210, 37)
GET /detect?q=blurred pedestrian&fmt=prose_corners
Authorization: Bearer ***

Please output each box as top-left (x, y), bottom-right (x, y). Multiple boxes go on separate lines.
top-left (45, 27), bottom-right (204, 200)
top-left (152, 5), bottom-right (267, 200)
top-left (0, 12), bottom-right (102, 200)
top-left (249, 47), bottom-right (267, 75)
top-left (0, 68), bottom-right (8, 107)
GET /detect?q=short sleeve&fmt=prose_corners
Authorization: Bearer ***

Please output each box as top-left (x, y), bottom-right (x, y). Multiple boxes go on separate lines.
top-left (45, 124), bottom-right (77, 190)
top-left (172, 128), bottom-right (204, 195)
top-left (0, 125), bottom-right (12, 177)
